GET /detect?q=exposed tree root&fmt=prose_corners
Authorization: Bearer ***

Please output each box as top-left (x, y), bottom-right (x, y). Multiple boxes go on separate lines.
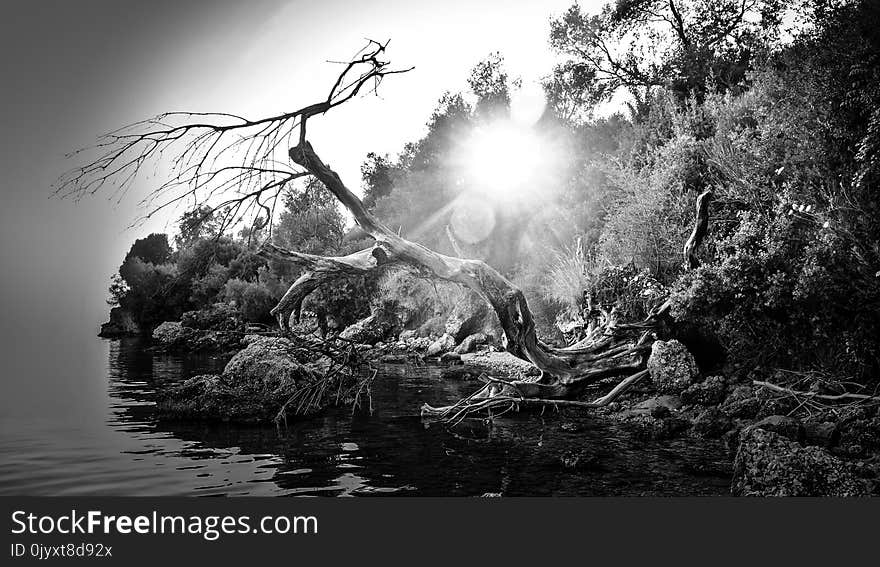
top-left (260, 142), bottom-right (703, 415)
top-left (754, 380), bottom-right (880, 403)
top-left (421, 369), bottom-right (650, 424)
top-left (256, 134), bottom-right (711, 423)
top-left (56, 41), bottom-right (712, 422)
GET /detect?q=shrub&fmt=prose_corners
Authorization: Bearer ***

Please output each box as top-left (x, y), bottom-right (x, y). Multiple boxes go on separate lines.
top-left (222, 279), bottom-right (278, 325)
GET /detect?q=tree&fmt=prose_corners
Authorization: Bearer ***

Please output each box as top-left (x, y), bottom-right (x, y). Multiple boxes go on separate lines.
top-left (175, 206), bottom-right (223, 248)
top-left (125, 233), bottom-right (172, 265)
top-left (58, 40), bottom-right (709, 416)
top-left (547, 0), bottom-right (794, 118)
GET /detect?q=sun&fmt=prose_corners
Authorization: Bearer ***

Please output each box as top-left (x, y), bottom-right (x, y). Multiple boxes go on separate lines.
top-left (460, 121), bottom-right (547, 203)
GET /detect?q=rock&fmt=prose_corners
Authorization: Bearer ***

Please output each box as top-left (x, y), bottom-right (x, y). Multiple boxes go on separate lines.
top-left (803, 421), bottom-right (840, 448)
top-left (417, 316), bottom-right (445, 338)
top-left (480, 492), bottom-right (502, 498)
top-left (454, 332), bottom-right (488, 355)
top-left (838, 412), bottom-right (880, 454)
top-left (399, 329), bottom-right (418, 342)
top-left (692, 407), bottom-right (732, 438)
top-left (408, 337), bottom-right (433, 351)
top-left (624, 414), bottom-right (691, 441)
top-left (445, 290), bottom-right (489, 342)
top-left (180, 303), bottom-right (243, 331)
top-left (720, 385), bottom-right (760, 419)
top-left (732, 428), bottom-right (871, 496)
top-left (647, 339), bottom-right (699, 394)
top-left (240, 334), bottom-right (263, 346)
top-left (222, 337), bottom-right (318, 387)
top-left (755, 390), bottom-right (800, 419)
top-left (380, 354), bottom-right (408, 364)
top-left (151, 320), bottom-right (241, 352)
top-left (426, 333), bottom-right (455, 357)
top-left (627, 395), bottom-right (683, 417)
top-left (750, 415), bottom-right (805, 444)
top-left (152, 321), bottom-right (196, 347)
top-left (99, 307), bottom-right (141, 337)
top-left (680, 376), bottom-right (726, 405)
top-left (440, 351), bottom-right (462, 364)
top-left (722, 400), bottom-right (760, 419)
top-left (460, 351), bottom-right (541, 379)
top-left (157, 337), bottom-right (322, 422)
top-left (339, 310), bottom-right (397, 345)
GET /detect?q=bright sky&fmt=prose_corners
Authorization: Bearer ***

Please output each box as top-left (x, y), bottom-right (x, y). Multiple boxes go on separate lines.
top-left (0, 0), bottom-right (603, 339)
top-left (181, 0), bottom-right (593, 191)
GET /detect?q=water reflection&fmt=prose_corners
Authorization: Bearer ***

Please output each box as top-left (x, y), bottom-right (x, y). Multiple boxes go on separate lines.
top-left (0, 337), bottom-right (732, 495)
top-left (100, 338), bottom-right (731, 496)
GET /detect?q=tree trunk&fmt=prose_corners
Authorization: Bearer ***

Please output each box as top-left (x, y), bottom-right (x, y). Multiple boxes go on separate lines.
top-left (258, 142), bottom-right (712, 418)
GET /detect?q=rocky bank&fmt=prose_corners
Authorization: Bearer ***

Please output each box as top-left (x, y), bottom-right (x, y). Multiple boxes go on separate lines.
top-left (146, 299), bottom-right (879, 497)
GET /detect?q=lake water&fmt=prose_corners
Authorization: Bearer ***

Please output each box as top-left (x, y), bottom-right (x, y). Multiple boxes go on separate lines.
top-left (0, 336), bottom-right (732, 496)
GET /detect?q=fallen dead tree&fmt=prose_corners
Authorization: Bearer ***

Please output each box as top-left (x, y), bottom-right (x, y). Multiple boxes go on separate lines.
top-left (257, 133), bottom-right (713, 423)
top-left (58, 42), bottom-right (713, 421)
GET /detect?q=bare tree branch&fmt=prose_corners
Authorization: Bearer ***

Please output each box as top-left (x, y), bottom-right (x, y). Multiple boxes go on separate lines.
top-left (55, 39), bottom-right (413, 234)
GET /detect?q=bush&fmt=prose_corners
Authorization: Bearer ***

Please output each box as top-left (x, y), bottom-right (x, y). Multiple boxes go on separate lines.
top-left (222, 279), bottom-right (278, 325)
top-left (180, 303), bottom-right (243, 331)
top-left (671, 209), bottom-right (880, 378)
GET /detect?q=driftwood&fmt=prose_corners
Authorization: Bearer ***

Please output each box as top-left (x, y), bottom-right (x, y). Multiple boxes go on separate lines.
top-left (256, 136), bottom-right (712, 420)
top-left (56, 41), bottom-right (713, 420)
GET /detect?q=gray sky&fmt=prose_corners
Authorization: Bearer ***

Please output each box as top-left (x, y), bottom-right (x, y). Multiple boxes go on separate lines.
top-left (0, 0), bottom-right (595, 365)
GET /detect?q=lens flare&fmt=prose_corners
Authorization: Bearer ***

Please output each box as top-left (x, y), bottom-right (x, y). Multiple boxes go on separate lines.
top-left (461, 121), bottom-right (546, 202)
top-left (450, 195), bottom-right (496, 244)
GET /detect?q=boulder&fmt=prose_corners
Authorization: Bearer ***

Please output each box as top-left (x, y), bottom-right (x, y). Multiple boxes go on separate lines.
top-left (720, 385), bottom-right (760, 419)
top-left (408, 337), bottom-right (433, 351)
top-left (157, 337), bottom-right (322, 422)
top-left (803, 421), bottom-right (841, 448)
top-left (445, 291), bottom-right (489, 342)
top-left (399, 329), bottom-right (418, 342)
top-left (647, 339), bottom-right (699, 394)
top-left (426, 333), bottom-right (455, 357)
top-left (224, 337), bottom-right (308, 382)
top-left (454, 332), bottom-right (488, 355)
top-left (459, 351), bottom-right (541, 380)
top-left (692, 407), bottom-right (732, 438)
top-left (732, 428), bottom-right (871, 496)
top-left (750, 415), bottom-right (805, 444)
top-left (151, 320), bottom-right (241, 352)
top-left (180, 303), bottom-right (243, 331)
top-left (680, 375), bottom-right (726, 406)
top-left (152, 321), bottom-right (196, 348)
top-left (339, 310), bottom-right (397, 345)
top-left (98, 307), bottom-right (141, 337)
top-left (838, 411), bottom-right (880, 455)
top-left (626, 395), bottom-right (682, 418)
top-left (417, 316), bottom-right (445, 338)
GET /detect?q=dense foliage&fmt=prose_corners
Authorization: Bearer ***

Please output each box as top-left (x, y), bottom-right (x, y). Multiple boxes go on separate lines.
top-left (360, 0), bottom-right (880, 380)
top-left (108, 181), bottom-right (375, 333)
top-left (109, 0), bottom-right (880, 385)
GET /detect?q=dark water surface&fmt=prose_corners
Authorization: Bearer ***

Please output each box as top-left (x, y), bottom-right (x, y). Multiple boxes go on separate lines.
top-left (0, 337), bottom-right (732, 496)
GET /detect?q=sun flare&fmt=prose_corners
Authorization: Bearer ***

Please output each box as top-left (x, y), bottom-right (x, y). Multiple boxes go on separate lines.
top-left (461, 121), bottom-right (547, 202)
